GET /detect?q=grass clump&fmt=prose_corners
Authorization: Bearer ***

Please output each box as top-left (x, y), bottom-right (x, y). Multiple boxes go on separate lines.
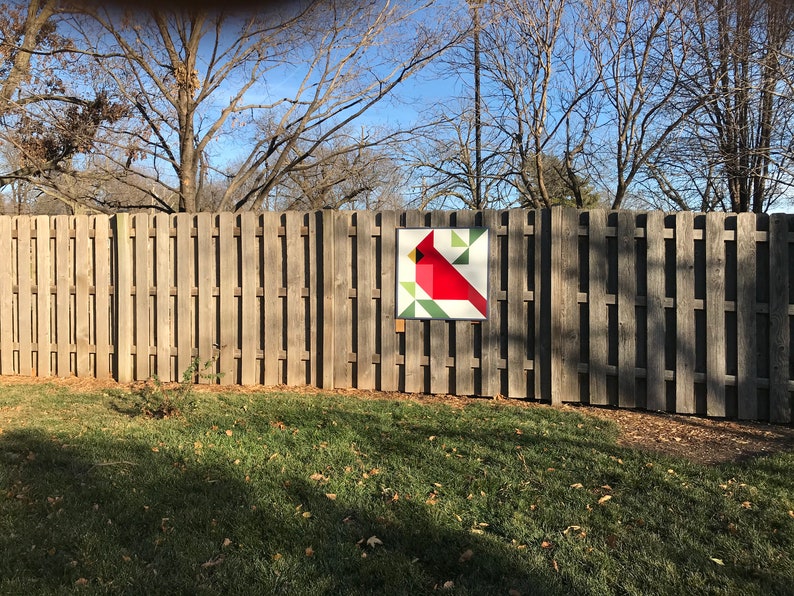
top-left (0, 384), bottom-right (791, 595)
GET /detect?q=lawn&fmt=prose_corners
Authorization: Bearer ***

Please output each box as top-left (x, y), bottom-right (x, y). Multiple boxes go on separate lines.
top-left (0, 381), bottom-right (792, 595)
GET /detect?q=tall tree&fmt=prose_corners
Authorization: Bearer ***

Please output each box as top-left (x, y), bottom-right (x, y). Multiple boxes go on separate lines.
top-left (644, 0), bottom-right (794, 212)
top-left (73, 0), bottom-right (454, 213)
top-left (0, 0), bottom-right (128, 209)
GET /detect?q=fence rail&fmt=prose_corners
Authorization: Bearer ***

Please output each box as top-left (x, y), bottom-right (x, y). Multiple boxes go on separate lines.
top-left (0, 209), bottom-right (791, 422)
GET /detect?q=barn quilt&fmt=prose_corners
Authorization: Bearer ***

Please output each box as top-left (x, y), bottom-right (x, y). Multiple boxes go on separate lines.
top-left (396, 227), bottom-right (489, 320)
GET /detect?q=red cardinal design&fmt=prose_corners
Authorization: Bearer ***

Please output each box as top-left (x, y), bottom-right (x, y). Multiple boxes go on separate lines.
top-left (412, 230), bottom-right (487, 317)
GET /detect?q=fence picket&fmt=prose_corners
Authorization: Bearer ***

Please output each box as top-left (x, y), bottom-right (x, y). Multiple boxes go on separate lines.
top-left (75, 216), bottom-right (90, 377)
top-left (285, 211), bottom-right (305, 385)
top-left (16, 217), bottom-right (32, 376)
top-left (736, 213), bottom-right (757, 419)
top-left (705, 213), bottom-right (726, 416)
top-left (769, 214), bottom-right (790, 423)
top-left (587, 210), bottom-right (608, 405)
top-left (0, 217), bottom-right (12, 375)
top-left (356, 212), bottom-right (376, 389)
top-left (175, 214), bottom-right (193, 379)
top-left (262, 212), bottom-right (280, 385)
top-left (507, 210), bottom-right (527, 398)
top-left (617, 211), bottom-right (636, 408)
top-left (218, 213), bottom-right (236, 384)
top-left (114, 214), bottom-right (133, 382)
top-left (154, 214), bottom-right (171, 381)
top-left (196, 213), bottom-right (214, 382)
top-left (645, 211), bottom-right (666, 411)
top-left (240, 213), bottom-right (258, 385)
top-left (134, 214), bottom-right (150, 380)
top-left (675, 212), bottom-right (695, 414)
top-left (35, 216), bottom-right (51, 377)
top-left (378, 211), bottom-right (398, 392)
top-left (95, 217), bottom-right (111, 379)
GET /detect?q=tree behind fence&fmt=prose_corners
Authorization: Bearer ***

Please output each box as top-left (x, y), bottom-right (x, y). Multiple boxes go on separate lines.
top-left (0, 209), bottom-right (791, 423)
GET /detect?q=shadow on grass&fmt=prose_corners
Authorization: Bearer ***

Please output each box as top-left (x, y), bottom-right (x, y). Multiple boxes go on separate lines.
top-left (0, 425), bottom-right (563, 595)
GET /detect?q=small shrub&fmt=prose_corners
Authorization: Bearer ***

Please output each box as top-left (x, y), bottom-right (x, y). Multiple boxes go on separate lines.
top-left (138, 356), bottom-right (221, 418)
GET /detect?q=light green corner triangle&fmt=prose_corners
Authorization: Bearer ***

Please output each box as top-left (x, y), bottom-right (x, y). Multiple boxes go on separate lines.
top-left (453, 249), bottom-right (470, 265)
top-left (451, 230), bottom-right (468, 247)
top-left (469, 228), bottom-right (487, 244)
top-left (417, 300), bottom-right (449, 319)
top-left (399, 301), bottom-right (416, 318)
top-left (400, 281), bottom-right (417, 297)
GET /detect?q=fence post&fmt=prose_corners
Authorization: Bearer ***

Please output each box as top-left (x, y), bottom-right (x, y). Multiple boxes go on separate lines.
top-left (113, 213), bottom-right (133, 383)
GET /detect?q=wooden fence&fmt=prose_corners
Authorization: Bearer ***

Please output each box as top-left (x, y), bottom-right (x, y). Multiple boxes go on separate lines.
top-left (0, 209), bottom-right (791, 422)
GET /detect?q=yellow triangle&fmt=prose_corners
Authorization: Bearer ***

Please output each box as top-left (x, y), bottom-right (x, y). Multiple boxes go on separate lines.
top-left (408, 248), bottom-right (417, 263)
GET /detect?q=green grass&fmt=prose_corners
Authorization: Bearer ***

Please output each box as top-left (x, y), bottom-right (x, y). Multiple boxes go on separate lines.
top-left (0, 384), bottom-right (792, 595)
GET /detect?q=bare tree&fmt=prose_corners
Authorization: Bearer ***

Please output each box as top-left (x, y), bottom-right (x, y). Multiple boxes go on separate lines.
top-left (0, 0), bottom-right (130, 210)
top-left (68, 1), bottom-right (455, 213)
top-left (582, 0), bottom-right (703, 209)
top-left (644, 0), bottom-right (794, 212)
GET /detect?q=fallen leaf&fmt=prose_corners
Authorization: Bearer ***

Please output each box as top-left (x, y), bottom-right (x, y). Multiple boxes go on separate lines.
top-left (601, 485), bottom-right (612, 491)
top-left (552, 559), bottom-right (559, 572)
top-left (710, 557), bottom-right (725, 566)
top-left (305, 547), bottom-right (314, 557)
top-left (309, 473), bottom-right (327, 482)
top-left (741, 501), bottom-right (751, 509)
top-left (222, 538), bottom-right (232, 548)
top-left (509, 590), bottom-right (522, 596)
top-left (272, 553), bottom-right (282, 561)
top-left (325, 493), bottom-right (337, 501)
top-left (459, 549), bottom-right (473, 562)
top-left (442, 580), bottom-right (454, 589)
top-left (541, 540), bottom-right (553, 549)
top-left (151, 447), bottom-right (159, 452)
top-left (75, 578), bottom-right (89, 586)
top-left (570, 483), bottom-right (584, 489)
top-left (366, 535), bottom-right (383, 548)
top-left (201, 555), bottom-right (225, 568)
top-left (598, 495), bottom-right (612, 505)
top-left (225, 429), bottom-right (233, 436)
top-left (788, 510), bottom-right (794, 518)
top-left (302, 511), bottom-right (312, 518)
top-left (563, 526), bottom-right (581, 535)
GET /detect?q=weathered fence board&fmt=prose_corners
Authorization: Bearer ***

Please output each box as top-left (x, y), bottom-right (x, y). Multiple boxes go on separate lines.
top-left (0, 208), bottom-right (791, 423)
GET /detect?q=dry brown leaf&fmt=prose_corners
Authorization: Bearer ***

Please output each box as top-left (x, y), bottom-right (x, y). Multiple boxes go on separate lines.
top-left (309, 473), bottom-right (326, 482)
top-left (459, 549), bottom-right (473, 562)
top-left (366, 535), bottom-right (383, 548)
top-left (570, 483), bottom-right (584, 489)
top-left (201, 555), bottom-right (225, 568)
top-left (541, 540), bottom-right (553, 549)
top-left (225, 429), bottom-right (233, 436)
top-left (75, 578), bottom-right (89, 586)
top-left (442, 580), bottom-right (454, 589)
top-left (598, 495), bottom-right (612, 504)
top-left (222, 538), bottom-right (232, 548)
top-left (741, 501), bottom-right (752, 509)
top-left (710, 557), bottom-right (725, 566)
top-left (788, 510), bottom-right (794, 518)
top-left (305, 547), bottom-right (314, 557)
top-left (325, 493), bottom-right (337, 501)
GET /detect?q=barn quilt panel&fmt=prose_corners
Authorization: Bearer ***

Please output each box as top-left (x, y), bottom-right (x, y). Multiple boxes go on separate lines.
top-left (396, 227), bottom-right (489, 320)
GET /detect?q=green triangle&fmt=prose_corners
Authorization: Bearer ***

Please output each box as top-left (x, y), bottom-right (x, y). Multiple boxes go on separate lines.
top-left (469, 228), bottom-right (487, 244)
top-left (399, 301), bottom-right (416, 318)
top-left (451, 230), bottom-right (468, 247)
top-left (400, 281), bottom-right (417, 297)
top-left (453, 249), bottom-right (470, 265)
top-left (417, 300), bottom-right (449, 319)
